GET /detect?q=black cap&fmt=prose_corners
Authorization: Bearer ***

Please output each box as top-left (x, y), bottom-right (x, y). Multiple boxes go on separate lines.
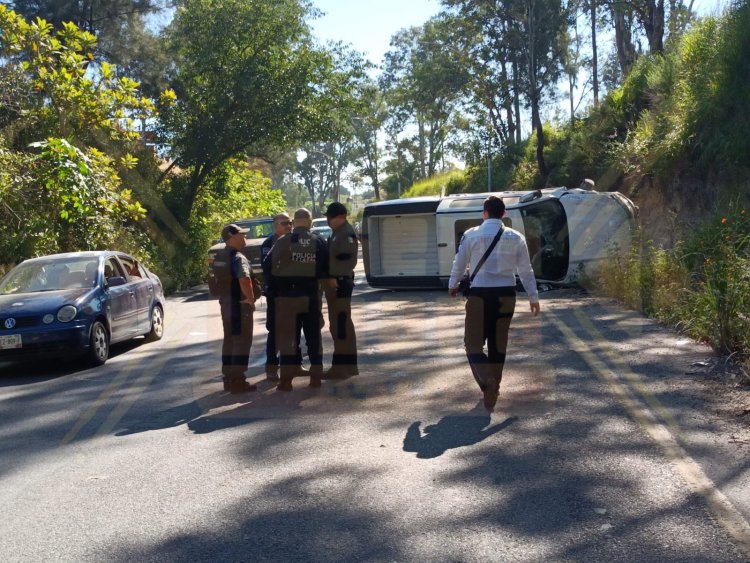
top-left (221, 223), bottom-right (249, 241)
top-left (324, 202), bottom-right (348, 218)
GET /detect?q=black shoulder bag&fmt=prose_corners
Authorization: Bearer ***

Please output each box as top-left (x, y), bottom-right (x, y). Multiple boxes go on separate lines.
top-left (457, 226), bottom-right (504, 297)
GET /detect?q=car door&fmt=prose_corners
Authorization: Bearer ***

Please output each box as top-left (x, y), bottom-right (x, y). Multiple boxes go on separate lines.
top-left (116, 255), bottom-right (151, 334)
top-left (104, 257), bottom-right (139, 340)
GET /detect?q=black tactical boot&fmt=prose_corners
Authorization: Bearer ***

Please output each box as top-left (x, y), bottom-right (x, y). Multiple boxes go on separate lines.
top-left (229, 378), bottom-right (257, 394)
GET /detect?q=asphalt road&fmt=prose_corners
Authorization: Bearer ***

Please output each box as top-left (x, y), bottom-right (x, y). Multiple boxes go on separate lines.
top-left (1, 267), bottom-right (749, 562)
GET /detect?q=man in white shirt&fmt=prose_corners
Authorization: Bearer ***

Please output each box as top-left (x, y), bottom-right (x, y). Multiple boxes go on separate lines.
top-left (448, 196), bottom-right (541, 410)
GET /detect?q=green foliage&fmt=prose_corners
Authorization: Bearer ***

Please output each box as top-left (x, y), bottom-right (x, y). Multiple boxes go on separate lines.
top-left (159, 0), bottom-right (348, 224)
top-left (0, 7), bottom-right (157, 269)
top-left (155, 159), bottom-right (286, 291)
top-left (401, 169), bottom-right (466, 198)
top-left (594, 203), bottom-right (750, 366)
top-left (0, 5), bottom-right (155, 146)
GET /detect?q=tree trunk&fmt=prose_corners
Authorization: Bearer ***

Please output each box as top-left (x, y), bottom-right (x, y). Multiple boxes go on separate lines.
top-left (641, 0), bottom-right (665, 54)
top-left (531, 98), bottom-right (548, 180)
top-left (501, 61), bottom-right (515, 145)
top-left (612, 4), bottom-right (637, 77)
top-left (513, 59), bottom-right (522, 145)
top-left (569, 72), bottom-right (575, 125)
top-left (417, 116), bottom-right (426, 179)
top-left (591, 0), bottom-right (599, 106)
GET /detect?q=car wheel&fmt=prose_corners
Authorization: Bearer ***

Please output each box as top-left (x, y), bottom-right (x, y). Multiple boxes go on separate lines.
top-left (145, 305), bottom-right (164, 342)
top-left (87, 320), bottom-right (109, 366)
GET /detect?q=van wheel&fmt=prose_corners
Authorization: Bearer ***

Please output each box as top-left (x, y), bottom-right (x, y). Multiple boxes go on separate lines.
top-left (87, 321), bottom-right (109, 366)
top-left (145, 305), bottom-right (164, 342)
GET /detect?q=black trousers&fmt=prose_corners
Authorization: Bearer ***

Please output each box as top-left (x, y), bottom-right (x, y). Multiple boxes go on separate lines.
top-left (275, 293), bottom-right (322, 368)
top-left (220, 301), bottom-right (253, 379)
top-left (324, 276), bottom-right (357, 367)
top-left (464, 287), bottom-right (516, 388)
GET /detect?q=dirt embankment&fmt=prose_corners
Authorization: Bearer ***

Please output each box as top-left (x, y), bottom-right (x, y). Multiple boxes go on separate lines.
top-left (616, 168), bottom-right (750, 248)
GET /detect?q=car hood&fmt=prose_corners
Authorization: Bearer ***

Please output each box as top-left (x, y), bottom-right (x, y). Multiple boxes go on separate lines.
top-left (0, 288), bottom-right (97, 314)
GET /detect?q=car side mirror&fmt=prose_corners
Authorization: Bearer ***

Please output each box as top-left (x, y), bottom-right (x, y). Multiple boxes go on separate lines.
top-left (106, 276), bottom-right (127, 287)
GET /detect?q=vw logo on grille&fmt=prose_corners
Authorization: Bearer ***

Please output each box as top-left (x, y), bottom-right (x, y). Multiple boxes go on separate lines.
top-left (4, 318), bottom-right (16, 329)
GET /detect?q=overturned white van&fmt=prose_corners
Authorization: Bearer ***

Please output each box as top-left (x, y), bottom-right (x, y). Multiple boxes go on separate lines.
top-left (361, 187), bottom-right (637, 289)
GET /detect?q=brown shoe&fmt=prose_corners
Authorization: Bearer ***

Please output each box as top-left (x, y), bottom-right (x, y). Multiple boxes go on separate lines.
top-left (229, 379), bottom-right (257, 394)
top-left (483, 378), bottom-right (499, 410)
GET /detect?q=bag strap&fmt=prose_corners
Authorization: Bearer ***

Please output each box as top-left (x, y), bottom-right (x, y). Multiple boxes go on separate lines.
top-left (469, 225), bottom-right (504, 283)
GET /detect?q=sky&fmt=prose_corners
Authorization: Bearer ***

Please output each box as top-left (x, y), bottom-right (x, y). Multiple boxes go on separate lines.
top-left (309, 0), bottom-right (441, 68)
top-left (309, 0), bottom-right (728, 70)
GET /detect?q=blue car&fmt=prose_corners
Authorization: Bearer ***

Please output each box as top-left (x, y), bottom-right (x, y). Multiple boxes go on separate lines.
top-left (0, 251), bottom-right (165, 366)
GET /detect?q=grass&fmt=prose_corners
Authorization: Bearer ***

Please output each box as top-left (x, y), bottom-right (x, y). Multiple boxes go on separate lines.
top-left (591, 203), bottom-right (750, 385)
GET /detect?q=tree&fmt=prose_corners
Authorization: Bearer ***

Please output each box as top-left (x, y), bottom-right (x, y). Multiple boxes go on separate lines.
top-left (8, 0), bottom-right (172, 93)
top-left (158, 0), bottom-right (348, 225)
top-left (381, 18), bottom-right (468, 180)
top-left (440, 0), bottom-right (524, 150)
top-left (0, 6), bottom-right (153, 261)
top-left (351, 80), bottom-right (388, 200)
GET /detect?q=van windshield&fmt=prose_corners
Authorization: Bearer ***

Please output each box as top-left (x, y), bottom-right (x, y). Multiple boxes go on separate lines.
top-left (520, 199), bottom-right (569, 281)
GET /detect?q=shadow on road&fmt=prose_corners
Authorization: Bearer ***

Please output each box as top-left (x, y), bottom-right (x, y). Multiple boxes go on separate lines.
top-left (403, 406), bottom-right (518, 458)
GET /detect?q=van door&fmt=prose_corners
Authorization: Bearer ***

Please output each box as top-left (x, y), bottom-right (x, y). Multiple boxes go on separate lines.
top-left (379, 214), bottom-right (439, 276)
top-left (435, 210), bottom-right (522, 278)
top-left (435, 212), bottom-right (481, 277)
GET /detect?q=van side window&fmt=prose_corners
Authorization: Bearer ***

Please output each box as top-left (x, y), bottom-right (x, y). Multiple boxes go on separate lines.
top-left (454, 219), bottom-right (482, 252)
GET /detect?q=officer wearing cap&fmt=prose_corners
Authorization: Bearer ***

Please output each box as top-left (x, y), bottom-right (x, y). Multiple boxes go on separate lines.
top-left (263, 208), bottom-right (329, 391)
top-left (214, 223), bottom-right (257, 393)
top-left (260, 213), bottom-right (294, 380)
top-left (323, 201), bottom-right (359, 379)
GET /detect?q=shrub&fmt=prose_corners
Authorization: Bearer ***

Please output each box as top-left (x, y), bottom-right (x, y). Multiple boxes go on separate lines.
top-left (154, 159), bottom-right (286, 292)
top-left (594, 202), bottom-right (750, 369)
top-left (402, 169), bottom-right (467, 198)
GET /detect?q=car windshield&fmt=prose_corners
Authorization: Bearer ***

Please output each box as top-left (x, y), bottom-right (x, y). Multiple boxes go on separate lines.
top-left (312, 218), bottom-right (328, 228)
top-left (0, 257), bottom-right (100, 294)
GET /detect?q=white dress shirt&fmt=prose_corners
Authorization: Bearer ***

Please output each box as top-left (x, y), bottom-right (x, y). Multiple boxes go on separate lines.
top-left (448, 218), bottom-right (539, 303)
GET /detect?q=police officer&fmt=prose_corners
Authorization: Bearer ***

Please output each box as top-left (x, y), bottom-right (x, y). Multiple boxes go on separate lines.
top-left (323, 201), bottom-right (359, 379)
top-left (260, 213), bottom-right (293, 380)
top-left (263, 208), bottom-right (329, 391)
top-left (448, 196), bottom-right (540, 410)
top-left (214, 223), bottom-right (258, 394)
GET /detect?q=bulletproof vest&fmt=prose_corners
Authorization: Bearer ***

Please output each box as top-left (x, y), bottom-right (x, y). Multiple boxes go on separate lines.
top-left (273, 231), bottom-right (318, 278)
top-left (209, 248), bottom-right (239, 298)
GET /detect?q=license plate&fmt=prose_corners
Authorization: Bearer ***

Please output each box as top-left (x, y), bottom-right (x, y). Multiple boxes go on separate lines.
top-left (0, 334), bottom-right (22, 349)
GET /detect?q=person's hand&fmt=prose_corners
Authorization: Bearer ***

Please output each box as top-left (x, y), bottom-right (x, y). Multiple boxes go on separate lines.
top-left (241, 300), bottom-right (255, 311)
top-left (449, 287), bottom-right (459, 298)
top-left (530, 302), bottom-right (540, 316)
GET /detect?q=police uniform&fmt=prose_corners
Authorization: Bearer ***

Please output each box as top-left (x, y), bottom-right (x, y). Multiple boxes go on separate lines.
top-left (324, 218), bottom-right (359, 377)
top-left (263, 226), bottom-right (329, 390)
top-left (261, 234), bottom-right (280, 375)
top-left (213, 247), bottom-right (255, 392)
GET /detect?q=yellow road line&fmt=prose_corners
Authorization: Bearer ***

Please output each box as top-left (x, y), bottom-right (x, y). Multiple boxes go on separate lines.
top-left (547, 309), bottom-right (750, 559)
top-left (95, 324), bottom-right (192, 437)
top-left (60, 365), bottom-right (136, 446)
top-left (61, 322), bottom-right (187, 446)
top-left (573, 308), bottom-right (687, 443)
